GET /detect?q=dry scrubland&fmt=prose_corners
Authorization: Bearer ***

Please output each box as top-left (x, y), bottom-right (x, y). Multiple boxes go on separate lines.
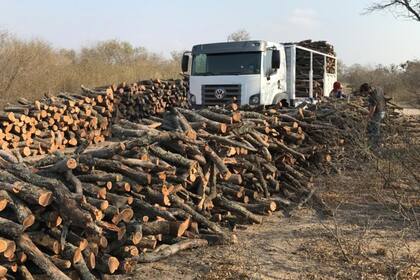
top-left (0, 30), bottom-right (419, 107)
top-left (339, 61), bottom-right (420, 106)
top-left (0, 31), bottom-right (182, 107)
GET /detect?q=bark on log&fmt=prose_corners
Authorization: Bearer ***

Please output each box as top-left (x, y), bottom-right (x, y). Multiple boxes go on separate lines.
top-left (133, 239), bottom-right (208, 263)
top-left (0, 217), bottom-right (70, 280)
top-left (214, 195), bottom-right (263, 224)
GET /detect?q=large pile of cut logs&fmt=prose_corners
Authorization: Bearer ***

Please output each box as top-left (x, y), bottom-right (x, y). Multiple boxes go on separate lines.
top-left (0, 87), bottom-right (114, 158)
top-left (114, 79), bottom-right (190, 121)
top-left (1, 79), bottom-right (410, 279)
top-left (0, 78), bottom-right (189, 159)
top-left (0, 103), bottom-right (337, 279)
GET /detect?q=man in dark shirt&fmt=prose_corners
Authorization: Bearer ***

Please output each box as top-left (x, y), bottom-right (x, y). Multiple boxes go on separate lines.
top-left (359, 83), bottom-right (386, 149)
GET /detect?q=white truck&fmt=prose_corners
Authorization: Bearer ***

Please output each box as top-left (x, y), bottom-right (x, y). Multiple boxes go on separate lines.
top-left (181, 40), bottom-right (337, 106)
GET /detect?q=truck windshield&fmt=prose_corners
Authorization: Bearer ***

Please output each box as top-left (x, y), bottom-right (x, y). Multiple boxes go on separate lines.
top-left (191, 52), bottom-right (261, 76)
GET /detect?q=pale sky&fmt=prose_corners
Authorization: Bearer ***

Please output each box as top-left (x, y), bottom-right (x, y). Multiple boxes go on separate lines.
top-left (0, 0), bottom-right (419, 65)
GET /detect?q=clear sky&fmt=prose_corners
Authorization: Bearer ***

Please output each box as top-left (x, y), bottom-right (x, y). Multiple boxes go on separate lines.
top-left (0, 0), bottom-right (419, 65)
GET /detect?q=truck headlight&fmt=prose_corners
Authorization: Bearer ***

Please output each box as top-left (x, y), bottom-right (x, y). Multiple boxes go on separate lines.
top-left (189, 94), bottom-right (196, 105)
top-left (249, 94), bottom-right (260, 105)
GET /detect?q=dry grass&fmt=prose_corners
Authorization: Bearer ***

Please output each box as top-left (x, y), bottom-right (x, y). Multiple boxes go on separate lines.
top-left (340, 61), bottom-right (420, 106)
top-left (0, 31), bottom-right (183, 107)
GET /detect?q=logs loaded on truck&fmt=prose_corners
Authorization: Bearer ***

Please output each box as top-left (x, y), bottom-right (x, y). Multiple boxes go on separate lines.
top-left (294, 40), bottom-right (336, 99)
top-left (0, 78), bottom-right (413, 279)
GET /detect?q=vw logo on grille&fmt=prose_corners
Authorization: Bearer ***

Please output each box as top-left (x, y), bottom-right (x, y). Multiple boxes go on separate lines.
top-left (214, 88), bottom-right (225, 100)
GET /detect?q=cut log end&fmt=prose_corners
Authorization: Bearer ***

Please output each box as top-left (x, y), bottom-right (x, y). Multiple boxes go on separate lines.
top-left (177, 217), bottom-right (190, 237)
top-left (131, 232), bottom-right (142, 245)
top-left (108, 256), bottom-right (120, 274)
top-left (0, 199), bottom-right (8, 212)
top-left (79, 239), bottom-right (88, 251)
top-left (66, 158), bottom-right (78, 170)
top-left (87, 251), bottom-right (96, 269)
top-left (0, 239), bottom-right (8, 253)
top-left (73, 247), bottom-right (82, 264)
top-left (0, 265), bottom-right (7, 277)
top-left (22, 214), bottom-right (36, 230)
top-left (99, 236), bottom-right (108, 249)
top-left (38, 192), bottom-right (53, 207)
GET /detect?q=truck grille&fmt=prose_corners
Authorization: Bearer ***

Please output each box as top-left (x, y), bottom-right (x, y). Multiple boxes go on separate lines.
top-left (202, 84), bottom-right (241, 106)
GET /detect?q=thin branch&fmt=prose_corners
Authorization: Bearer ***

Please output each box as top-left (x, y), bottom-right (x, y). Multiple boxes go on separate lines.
top-left (365, 0), bottom-right (420, 21)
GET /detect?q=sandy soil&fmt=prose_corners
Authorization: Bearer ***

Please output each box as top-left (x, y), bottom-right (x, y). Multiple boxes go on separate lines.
top-left (114, 162), bottom-right (419, 280)
top-left (398, 108), bottom-right (420, 116)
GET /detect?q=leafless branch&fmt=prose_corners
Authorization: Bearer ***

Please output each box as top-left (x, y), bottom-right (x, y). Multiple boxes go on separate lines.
top-left (365, 0), bottom-right (420, 22)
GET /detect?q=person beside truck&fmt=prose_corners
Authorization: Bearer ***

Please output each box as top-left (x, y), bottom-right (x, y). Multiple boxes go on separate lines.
top-left (359, 83), bottom-right (386, 149)
top-left (330, 81), bottom-right (345, 98)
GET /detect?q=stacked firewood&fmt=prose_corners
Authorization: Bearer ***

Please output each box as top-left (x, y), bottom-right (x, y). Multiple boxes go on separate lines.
top-left (297, 40), bottom-right (336, 75)
top-left (0, 87), bottom-right (114, 158)
top-left (287, 40), bottom-right (336, 98)
top-left (294, 48), bottom-right (325, 98)
top-left (114, 79), bottom-right (190, 121)
top-left (297, 40), bottom-right (336, 56)
top-left (0, 104), bottom-right (335, 279)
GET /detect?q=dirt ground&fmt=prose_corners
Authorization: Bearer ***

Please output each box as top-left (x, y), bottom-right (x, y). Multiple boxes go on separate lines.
top-left (113, 156), bottom-right (419, 280)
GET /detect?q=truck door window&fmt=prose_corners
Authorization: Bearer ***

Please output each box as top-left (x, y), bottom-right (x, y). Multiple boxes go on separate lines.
top-left (192, 54), bottom-right (207, 74)
top-left (264, 50), bottom-right (277, 76)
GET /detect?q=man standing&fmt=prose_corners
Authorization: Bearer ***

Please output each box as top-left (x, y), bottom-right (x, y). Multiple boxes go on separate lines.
top-left (359, 83), bottom-right (386, 149)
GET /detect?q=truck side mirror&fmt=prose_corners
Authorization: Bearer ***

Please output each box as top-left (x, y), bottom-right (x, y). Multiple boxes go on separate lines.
top-left (272, 50), bottom-right (280, 69)
top-left (181, 55), bottom-right (189, 73)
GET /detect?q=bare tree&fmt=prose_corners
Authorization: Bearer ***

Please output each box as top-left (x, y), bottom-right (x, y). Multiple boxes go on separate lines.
top-left (227, 29), bottom-right (251, 42)
top-left (366, 0), bottom-right (420, 22)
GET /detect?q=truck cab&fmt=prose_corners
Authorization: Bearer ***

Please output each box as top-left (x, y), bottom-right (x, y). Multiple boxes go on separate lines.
top-left (182, 40), bottom-right (337, 106)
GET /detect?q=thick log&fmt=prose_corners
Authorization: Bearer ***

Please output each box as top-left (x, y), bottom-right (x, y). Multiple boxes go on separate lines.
top-left (169, 194), bottom-right (236, 244)
top-left (133, 239), bottom-right (208, 263)
top-left (238, 201), bottom-right (277, 215)
top-left (198, 109), bottom-right (233, 124)
top-left (61, 242), bottom-right (96, 280)
top-left (0, 217), bottom-right (70, 280)
top-left (3, 192), bottom-right (35, 230)
top-left (48, 256), bottom-right (71, 270)
top-left (178, 108), bottom-right (227, 133)
top-left (0, 160), bottom-right (99, 234)
top-left (81, 158), bottom-right (151, 185)
top-left (214, 195), bottom-right (263, 224)
top-left (95, 254), bottom-right (120, 275)
top-left (0, 172), bottom-right (53, 207)
top-left (132, 198), bottom-right (177, 221)
top-left (77, 171), bottom-right (123, 183)
top-left (203, 145), bottom-right (231, 180)
top-left (142, 217), bottom-right (190, 237)
top-left (149, 145), bottom-right (196, 169)
top-left (27, 232), bottom-right (61, 255)
top-left (18, 265), bottom-right (35, 280)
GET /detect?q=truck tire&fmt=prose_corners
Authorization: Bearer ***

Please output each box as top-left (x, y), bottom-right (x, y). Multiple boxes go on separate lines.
top-left (272, 93), bottom-right (288, 106)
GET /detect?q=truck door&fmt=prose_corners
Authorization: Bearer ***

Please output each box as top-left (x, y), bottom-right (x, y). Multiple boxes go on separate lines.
top-left (262, 49), bottom-right (280, 105)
